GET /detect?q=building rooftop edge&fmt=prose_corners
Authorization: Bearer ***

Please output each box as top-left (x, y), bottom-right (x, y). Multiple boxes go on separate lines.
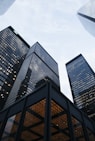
top-left (1, 26), bottom-right (30, 48)
top-left (66, 54), bottom-right (82, 65)
top-left (31, 41), bottom-right (58, 65)
top-left (78, 12), bottom-right (95, 22)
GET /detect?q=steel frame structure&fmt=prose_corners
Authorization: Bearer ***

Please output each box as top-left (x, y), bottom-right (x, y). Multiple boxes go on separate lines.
top-left (0, 81), bottom-right (95, 141)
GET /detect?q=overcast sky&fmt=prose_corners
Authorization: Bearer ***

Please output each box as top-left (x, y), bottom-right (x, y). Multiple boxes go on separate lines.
top-left (0, 0), bottom-right (95, 102)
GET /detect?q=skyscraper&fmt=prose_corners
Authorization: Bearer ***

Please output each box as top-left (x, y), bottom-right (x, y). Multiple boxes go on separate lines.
top-left (66, 54), bottom-right (95, 120)
top-left (0, 27), bottom-right (95, 141)
top-left (0, 0), bottom-right (16, 15)
top-left (5, 42), bottom-right (60, 109)
top-left (0, 26), bottom-right (30, 110)
top-left (0, 26), bottom-right (60, 110)
top-left (78, 0), bottom-right (95, 36)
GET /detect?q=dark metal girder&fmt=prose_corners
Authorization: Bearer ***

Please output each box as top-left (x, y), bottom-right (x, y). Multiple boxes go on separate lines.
top-left (22, 121), bottom-right (43, 131)
top-left (52, 110), bottom-right (66, 119)
top-left (29, 129), bottom-right (43, 138)
top-left (51, 123), bottom-right (70, 136)
top-left (27, 108), bottom-right (44, 120)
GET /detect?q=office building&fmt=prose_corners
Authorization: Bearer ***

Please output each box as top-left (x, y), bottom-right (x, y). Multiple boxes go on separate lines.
top-left (4, 42), bottom-right (60, 110)
top-left (0, 26), bottom-right (60, 110)
top-left (0, 26), bottom-right (30, 110)
top-left (16, 41), bottom-right (60, 99)
top-left (0, 80), bottom-right (95, 141)
top-left (78, 0), bottom-right (95, 36)
top-left (0, 27), bottom-right (95, 140)
top-left (66, 54), bottom-right (95, 120)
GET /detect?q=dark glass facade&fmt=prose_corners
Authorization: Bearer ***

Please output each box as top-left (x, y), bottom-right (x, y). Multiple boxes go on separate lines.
top-left (0, 27), bottom-right (60, 110)
top-left (0, 26), bottom-right (95, 141)
top-left (4, 42), bottom-right (60, 109)
top-left (17, 42), bottom-right (60, 97)
top-left (0, 26), bottom-right (30, 110)
top-left (0, 81), bottom-right (95, 141)
top-left (66, 54), bottom-right (95, 120)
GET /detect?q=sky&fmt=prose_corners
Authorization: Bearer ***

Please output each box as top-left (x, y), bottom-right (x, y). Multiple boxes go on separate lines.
top-left (0, 0), bottom-right (95, 102)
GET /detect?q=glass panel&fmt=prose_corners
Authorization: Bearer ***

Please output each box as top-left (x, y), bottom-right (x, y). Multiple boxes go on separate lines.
top-left (51, 100), bottom-right (70, 141)
top-left (25, 53), bottom-right (60, 96)
top-left (87, 128), bottom-right (95, 141)
top-left (20, 99), bottom-right (46, 141)
top-left (35, 43), bottom-right (59, 76)
top-left (1, 112), bottom-right (21, 141)
top-left (72, 116), bottom-right (86, 141)
top-left (0, 27), bottom-right (29, 110)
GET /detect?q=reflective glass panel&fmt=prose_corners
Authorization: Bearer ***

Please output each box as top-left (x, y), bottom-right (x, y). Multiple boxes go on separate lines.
top-left (26, 54), bottom-right (60, 95)
top-left (66, 54), bottom-right (95, 119)
top-left (1, 112), bottom-right (21, 141)
top-left (0, 27), bottom-right (29, 110)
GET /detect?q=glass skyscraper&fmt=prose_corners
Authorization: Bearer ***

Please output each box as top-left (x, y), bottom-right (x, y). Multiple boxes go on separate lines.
top-left (0, 27), bottom-right (95, 141)
top-left (0, 0), bottom-right (16, 15)
top-left (66, 54), bottom-right (95, 120)
top-left (0, 26), bottom-right (30, 110)
top-left (0, 26), bottom-right (60, 111)
top-left (17, 41), bottom-right (60, 98)
top-left (78, 0), bottom-right (95, 37)
top-left (5, 42), bottom-right (60, 109)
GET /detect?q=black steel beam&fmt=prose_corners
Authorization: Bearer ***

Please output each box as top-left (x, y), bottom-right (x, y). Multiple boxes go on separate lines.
top-left (22, 121), bottom-right (43, 131)
top-left (81, 114), bottom-right (89, 141)
top-left (67, 101), bottom-right (76, 141)
top-left (44, 82), bottom-right (51, 141)
top-left (15, 98), bottom-right (27, 141)
top-left (27, 108), bottom-right (44, 120)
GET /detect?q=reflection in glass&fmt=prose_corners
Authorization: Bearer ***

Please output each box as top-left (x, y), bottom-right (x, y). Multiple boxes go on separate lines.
top-left (1, 112), bottom-right (21, 141)
top-left (16, 42), bottom-right (60, 100)
top-left (51, 100), bottom-right (70, 141)
top-left (66, 54), bottom-right (95, 119)
top-left (0, 27), bottom-right (29, 110)
top-left (26, 53), bottom-right (59, 95)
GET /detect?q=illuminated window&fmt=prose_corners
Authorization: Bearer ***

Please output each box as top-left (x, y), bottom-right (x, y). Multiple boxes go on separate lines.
top-left (1, 94), bottom-right (4, 99)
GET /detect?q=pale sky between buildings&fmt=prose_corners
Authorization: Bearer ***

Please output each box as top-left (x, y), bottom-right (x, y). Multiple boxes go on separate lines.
top-left (0, 0), bottom-right (95, 102)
